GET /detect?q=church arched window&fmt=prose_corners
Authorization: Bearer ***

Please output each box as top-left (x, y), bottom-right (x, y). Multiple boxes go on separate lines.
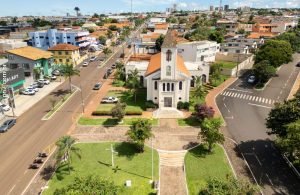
top-left (166, 49), bottom-right (172, 62)
top-left (166, 65), bottom-right (171, 76)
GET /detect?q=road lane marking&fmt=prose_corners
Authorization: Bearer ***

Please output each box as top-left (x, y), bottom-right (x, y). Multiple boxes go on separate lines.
top-left (245, 95), bottom-right (249, 99)
top-left (248, 103), bottom-right (272, 109)
top-left (227, 88), bottom-right (253, 93)
top-left (259, 97), bottom-right (262, 102)
top-left (224, 91), bottom-right (229, 96)
top-left (255, 97), bottom-right (259, 101)
top-left (262, 98), bottom-right (266, 103)
top-left (242, 94), bottom-right (247, 99)
top-left (234, 93), bottom-right (238, 97)
top-left (224, 116), bottom-right (234, 119)
top-left (8, 184), bottom-right (16, 195)
top-left (265, 173), bottom-right (274, 186)
top-left (223, 97), bottom-right (225, 101)
top-left (237, 94), bottom-right (242, 98)
top-left (268, 99), bottom-right (272, 104)
top-left (254, 154), bottom-right (262, 166)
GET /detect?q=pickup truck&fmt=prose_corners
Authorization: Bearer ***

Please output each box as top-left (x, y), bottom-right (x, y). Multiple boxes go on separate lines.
top-left (101, 97), bottom-right (119, 104)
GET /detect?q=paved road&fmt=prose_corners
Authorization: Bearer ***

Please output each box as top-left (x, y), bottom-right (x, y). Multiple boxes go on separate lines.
top-left (0, 46), bottom-right (126, 195)
top-left (216, 54), bottom-right (300, 194)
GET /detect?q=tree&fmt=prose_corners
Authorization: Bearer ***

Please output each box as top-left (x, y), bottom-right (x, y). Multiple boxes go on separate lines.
top-left (193, 76), bottom-right (207, 100)
top-left (33, 67), bottom-right (41, 80)
top-left (276, 32), bottom-right (300, 52)
top-left (199, 118), bottom-right (224, 152)
top-left (185, 27), bottom-right (211, 41)
top-left (88, 28), bottom-right (95, 33)
top-left (111, 41), bottom-right (116, 52)
top-left (74, 7), bottom-right (80, 16)
top-left (109, 25), bottom-right (119, 31)
top-left (54, 175), bottom-right (119, 195)
top-left (210, 63), bottom-right (223, 84)
top-left (208, 31), bottom-right (224, 43)
top-left (255, 40), bottom-right (293, 68)
top-left (0, 21), bottom-right (7, 26)
top-left (103, 48), bottom-right (112, 59)
top-left (106, 30), bottom-right (113, 39)
top-left (55, 136), bottom-right (81, 174)
top-left (49, 98), bottom-right (57, 111)
top-left (155, 34), bottom-right (165, 52)
top-left (253, 60), bottom-right (276, 84)
top-left (200, 176), bottom-right (259, 195)
top-left (111, 102), bottom-right (126, 123)
top-left (60, 64), bottom-right (80, 93)
top-left (126, 69), bottom-right (140, 103)
top-left (237, 28), bottom-right (246, 34)
top-left (115, 61), bottom-right (126, 81)
top-left (98, 35), bottom-right (107, 45)
top-left (266, 94), bottom-right (300, 137)
top-left (276, 120), bottom-right (300, 162)
top-left (194, 104), bottom-right (215, 122)
top-left (126, 119), bottom-right (153, 152)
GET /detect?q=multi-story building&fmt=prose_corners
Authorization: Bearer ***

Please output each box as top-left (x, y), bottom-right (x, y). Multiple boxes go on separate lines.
top-left (224, 5), bottom-right (229, 11)
top-left (6, 46), bottom-right (54, 84)
top-left (216, 20), bottom-right (238, 33)
top-left (177, 41), bottom-right (220, 63)
top-left (48, 44), bottom-right (82, 66)
top-left (0, 39), bottom-right (27, 53)
top-left (29, 29), bottom-right (95, 50)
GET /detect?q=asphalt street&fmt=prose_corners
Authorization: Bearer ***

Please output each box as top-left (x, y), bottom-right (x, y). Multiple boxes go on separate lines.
top-left (0, 44), bottom-right (127, 195)
top-left (216, 54), bottom-right (300, 194)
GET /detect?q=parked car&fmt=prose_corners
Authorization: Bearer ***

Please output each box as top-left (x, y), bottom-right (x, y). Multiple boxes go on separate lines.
top-left (21, 89), bottom-right (35, 95)
top-left (82, 62), bottom-right (89, 67)
top-left (0, 119), bottom-right (16, 132)
top-left (90, 56), bottom-right (96, 61)
top-left (30, 83), bottom-right (39, 89)
top-left (93, 83), bottom-right (102, 90)
top-left (38, 152), bottom-right (48, 158)
top-left (52, 69), bottom-right (61, 76)
top-left (247, 75), bottom-right (256, 84)
top-left (29, 163), bottom-right (39, 169)
top-left (38, 79), bottom-right (50, 85)
top-left (111, 64), bottom-right (116, 69)
top-left (0, 103), bottom-right (10, 112)
top-left (50, 75), bottom-right (57, 80)
top-left (33, 158), bottom-right (44, 164)
top-left (36, 81), bottom-right (44, 88)
top-left (107, 68), bottom-right (112, 75)
top-left (27, 87), bottom-right (39, 92)
top-left (101, 97), bottom-right (119, 103)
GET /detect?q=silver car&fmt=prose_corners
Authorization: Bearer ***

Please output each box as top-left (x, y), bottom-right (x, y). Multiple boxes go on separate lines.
top-left (0, 119), bottom-right (16, 132)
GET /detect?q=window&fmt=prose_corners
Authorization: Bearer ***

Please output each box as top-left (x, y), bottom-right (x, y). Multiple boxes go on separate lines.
top-left (39, 36), bottom-right (44, 39)
top-left (46, 37), bottom-right (49, 39)
top-left (67, 36), bottom-right (70, 39)
top-left (201, 56), bottom-right (204, 61)
top-left (179, 81), bottom-right (182, 90)
top-left (22, 63), bottom-right (30, 69)
top-left (154, 81), bottom-right (157, 90)
top-left (171, 83), bottom-right (174, 91)
top-left (236, 50), bottom-right (240, 53)
top-left (166, 65), bottom-right (171, 76)
top-left (65, 51), bottom-right (69, 55)
top-left (166, 49), bottom-right (172, 62)
top-left (66, 59), bottom-right (70, 62)
top-left (163, 83), bottom-right (165, 91)
top-left (167, 83), bottom-right (170, 91)
top-left (155, 97), bottom-right (157, 99)
top-left (59, 59), bottom-right (63, 62)
top-left (8, 55), bottom-right (14, 60)
top-left (58, 51), bottom-right (62, 55)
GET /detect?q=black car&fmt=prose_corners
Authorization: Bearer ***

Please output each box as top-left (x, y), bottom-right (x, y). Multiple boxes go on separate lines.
top-left (29, 163), bottom-right (39, 169)
top-left (0, 119), bottom-right (16, 133)
top-left (33, 158), bottom-right (44, 164)
top-left (93, 83), bottom-right (102, 90)
top-left (38, 152), bottom-right (48, 158)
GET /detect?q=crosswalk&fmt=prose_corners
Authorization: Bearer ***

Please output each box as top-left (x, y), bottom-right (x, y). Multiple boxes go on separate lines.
top-left (220, 90), bottom-right (276, 105)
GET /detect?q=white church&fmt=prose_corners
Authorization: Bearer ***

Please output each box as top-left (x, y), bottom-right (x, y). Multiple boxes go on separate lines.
top-left (126, 30), bottom-right (217, 117)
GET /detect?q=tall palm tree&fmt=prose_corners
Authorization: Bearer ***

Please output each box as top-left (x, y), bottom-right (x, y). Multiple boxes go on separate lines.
top-left (74, 7), bottom-right (80, 17)
top-left (55, 136), bottom-right (81, 174)
top-left (60, 64), bottom-right (80, 93)
top-left (33, 67), bottom-right (41, 81)
top-left (193, 76), bottom-right (206, 100)
top-left (127, 69), bottom-right (140, 103)
top-left (111, 41), bottom-right (116, 52)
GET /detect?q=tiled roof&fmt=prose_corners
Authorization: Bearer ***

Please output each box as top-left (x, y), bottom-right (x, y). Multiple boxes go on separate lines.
top-left (248, 32), bottom-right (277, 39)
top-left (48, 44), bottom-right (79, 51)
top-left (162, 30), bottom-right (177, 48)
top-left (7, 46), bottom-right (53, 61)
top-left (145, 53), bottom-right (190, 76)
top-left (155, 23), bottom-right (168, 30)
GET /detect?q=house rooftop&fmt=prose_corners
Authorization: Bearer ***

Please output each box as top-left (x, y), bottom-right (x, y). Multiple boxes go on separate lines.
top-left (7, 46), bottom-right (53, 61)
top-left (48, 43), bottom-right (79, 51)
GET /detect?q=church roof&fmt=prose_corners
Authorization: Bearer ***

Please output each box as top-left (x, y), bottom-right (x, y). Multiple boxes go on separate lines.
top-left (145, 53), bottom-right (190, 77)
top-left (161, 30), bottom-right (177, 48)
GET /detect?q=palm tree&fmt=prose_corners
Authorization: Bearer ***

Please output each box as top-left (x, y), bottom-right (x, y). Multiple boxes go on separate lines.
top-left (199, 118), bottom-right (225, 152)
top-left (55, 136), bottom-right (81, 174)
top-left (103, 48), bottom-right (112, 59)
top-left (126, 69), bottom-right (140, 103)
top-left (74, 7), bottom-right (80, 17)
top-left (111, 41), bottom-right (116, 52)
top-left (193, 76), bottom-right (206, 100)
top-left (60, 64), bottom-right (80, 93)
top-left (126, 119), bottom-right (153, 152)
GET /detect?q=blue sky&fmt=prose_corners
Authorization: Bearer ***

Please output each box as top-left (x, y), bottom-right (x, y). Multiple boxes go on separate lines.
top-left (0, 0), bottom-right (299, 16)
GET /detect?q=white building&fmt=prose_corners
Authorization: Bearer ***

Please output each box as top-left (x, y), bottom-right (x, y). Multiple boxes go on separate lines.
top-left (177, 41), bottom-right (220, 63)
top-left (126, 31), bottom-right (210, 116)
top-left (0, 39), bottom-right (28, 53)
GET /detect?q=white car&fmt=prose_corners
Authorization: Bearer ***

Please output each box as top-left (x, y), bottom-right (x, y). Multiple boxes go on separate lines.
top-left (0, 103), bottom-right (10, 112)
top-left (90, 57), bottom-right (96, 61)
top-left (82, 62), bottom-right (89, 67)
top-left (38, 79), bottom-right (50, 85)
top-left (21, 89), bottom-right (35, 95)
top-left (101, 97), bottom-right (119, 104)
top-left (27, 87), bottom-right (39, 92)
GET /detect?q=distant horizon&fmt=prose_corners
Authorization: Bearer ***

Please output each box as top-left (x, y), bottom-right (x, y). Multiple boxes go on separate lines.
top-left (0, 0), bottom-right (299, 17)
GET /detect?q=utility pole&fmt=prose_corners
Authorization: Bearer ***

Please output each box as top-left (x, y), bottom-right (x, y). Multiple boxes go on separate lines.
top-left (236, 53), bottom-right (241, 77)
top-left (106, 144), bottom-right (118, 167)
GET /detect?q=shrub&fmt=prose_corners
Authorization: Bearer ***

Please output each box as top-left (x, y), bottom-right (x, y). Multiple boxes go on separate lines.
top-left (92, 110), bottom-right (112, 116)
top-left (194, 104), bottom-right (215, 121)
top-left (145, 100), bottom-right (157, 109)
top-left (177, 101), bottom-right (184, 109)
top-left (183, 102), bottom-right (190, 110)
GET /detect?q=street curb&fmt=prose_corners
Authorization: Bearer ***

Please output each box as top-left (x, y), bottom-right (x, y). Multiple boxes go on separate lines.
top-left (287, 69), bottom-right (300, 100)
top-left (219, 144), bottom-right (237, 179)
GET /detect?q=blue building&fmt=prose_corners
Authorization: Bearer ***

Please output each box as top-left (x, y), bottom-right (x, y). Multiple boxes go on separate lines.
top-left (29, 29), bottom-right (96, 50)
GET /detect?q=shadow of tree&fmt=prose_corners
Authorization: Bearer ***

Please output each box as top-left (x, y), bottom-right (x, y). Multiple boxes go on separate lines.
top-left (50, 89), bottom-right (69, 97)
top-left (237, 139), bottom-right (300, 195)
top-left (40, 165), bottom-right (56, 180)
top-left (102, 118), bottom-right (118, 127)
top-left (181, 117), bottom-right (202, 127)
top-left (182, 142), bottom-right (199, 150)
top-left (114, 142), bottom-right (139, 160)
top-left (188, 144), bottom-right (211, 158)
top-left (55, 163), bottom-right (74, 181)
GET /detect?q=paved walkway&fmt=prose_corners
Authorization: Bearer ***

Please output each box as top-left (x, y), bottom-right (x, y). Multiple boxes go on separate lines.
top-left (287, 70), bottom-right (300, 100)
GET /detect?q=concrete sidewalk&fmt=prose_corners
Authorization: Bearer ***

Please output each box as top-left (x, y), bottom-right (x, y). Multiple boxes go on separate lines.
top-left (0, 80), bottom-right (64, 122)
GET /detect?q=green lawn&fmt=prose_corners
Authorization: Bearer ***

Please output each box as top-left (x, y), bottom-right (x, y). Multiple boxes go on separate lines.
top-left (44, 142), bottom-right (159, 195)
top-left (185, 144), bottom-right (233, 195)
top-left (216, 60), bottom-right (237, 69)
top-left (78, 117), bottom-right (159, 126)
top-left (96, 89), bottom-right (147, 113)
top-left (178, 117), bottom-right (201, 127)
top-left (210, 75), bottom-right (229, 87)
